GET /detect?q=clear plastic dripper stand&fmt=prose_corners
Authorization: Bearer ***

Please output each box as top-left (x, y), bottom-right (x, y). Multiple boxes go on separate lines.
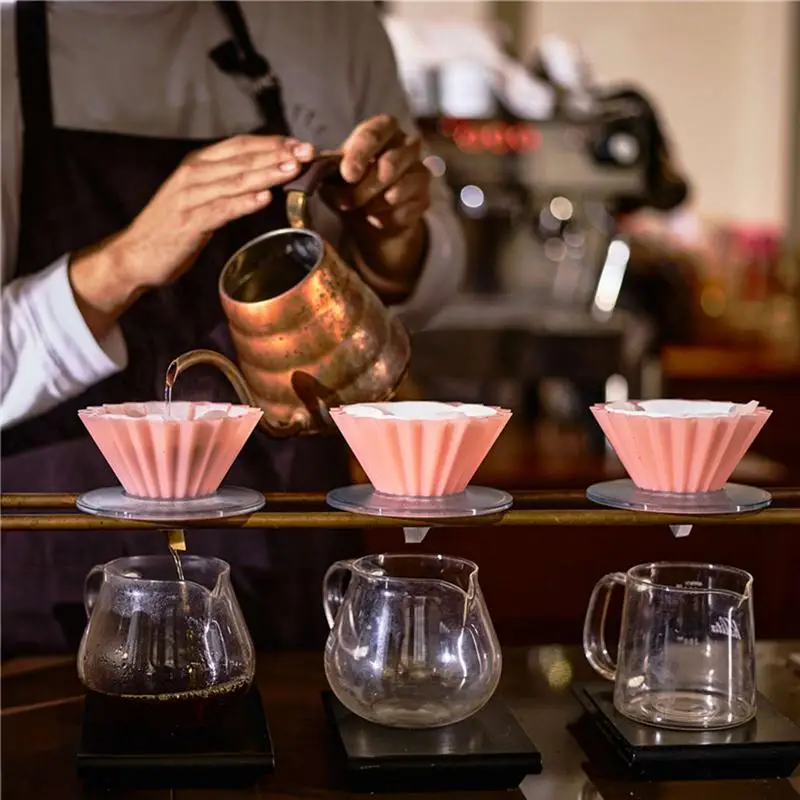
top-left (403, 526), bottom-right (430, 544)
top-left (586, 479), bottom-right (772, 538)
top-left (327, 485), bottom-right (513, 539)
top-left (167, 529), bottom-right (187, 550)
top-left (76, 486), bottom-right (266, 522)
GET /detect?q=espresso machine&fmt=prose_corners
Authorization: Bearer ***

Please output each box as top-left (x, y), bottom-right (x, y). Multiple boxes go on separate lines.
top-left (383, 15), bottom-right (693, 447)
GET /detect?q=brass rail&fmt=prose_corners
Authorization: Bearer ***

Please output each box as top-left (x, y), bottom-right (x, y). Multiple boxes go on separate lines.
top-left (0, 489), bottom-right (798, 530)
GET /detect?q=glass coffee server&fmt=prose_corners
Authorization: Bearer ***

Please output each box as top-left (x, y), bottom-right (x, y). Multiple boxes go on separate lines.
top-left (4, 389), bottom-right (799, 793)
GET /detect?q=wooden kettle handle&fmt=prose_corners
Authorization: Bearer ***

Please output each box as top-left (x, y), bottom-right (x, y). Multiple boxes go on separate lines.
top-left (284, 152), bottom-right (344, 196)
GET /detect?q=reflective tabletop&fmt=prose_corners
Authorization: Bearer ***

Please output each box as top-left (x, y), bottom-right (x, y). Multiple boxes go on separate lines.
top-left (3, 642), bottom-right (800, 799)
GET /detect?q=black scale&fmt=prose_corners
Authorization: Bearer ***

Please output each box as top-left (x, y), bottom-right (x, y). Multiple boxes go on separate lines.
top-left (77, 687), bottom-right (274, 790)
top-left (77, 688), bottom-right (541, 793)
top-left (322, 691), bottom-right (542, 793)
top-left (73, 678), bottom-right (800, 791)
top-left (571, 682), bottom-right (800, 781)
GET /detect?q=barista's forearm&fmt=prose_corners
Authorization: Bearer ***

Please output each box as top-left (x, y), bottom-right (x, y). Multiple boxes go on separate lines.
top-left (1, 255), bottom-right (129, 430)
top-left (69, 234), bottom-right (146, 341)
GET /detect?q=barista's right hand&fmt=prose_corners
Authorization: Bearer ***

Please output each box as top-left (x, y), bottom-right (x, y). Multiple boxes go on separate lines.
top-left (69, 135), bottom-right (315, 341)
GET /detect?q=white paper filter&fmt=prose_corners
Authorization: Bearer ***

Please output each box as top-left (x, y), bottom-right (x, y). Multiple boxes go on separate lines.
top-left (605, 399), bottom-right (760, 418)
top-left (342, 401), bottom-right (498, 420)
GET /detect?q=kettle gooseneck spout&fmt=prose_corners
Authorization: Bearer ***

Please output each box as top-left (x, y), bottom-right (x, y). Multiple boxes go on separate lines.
top-left (165, 350), bottom-right (303, 438)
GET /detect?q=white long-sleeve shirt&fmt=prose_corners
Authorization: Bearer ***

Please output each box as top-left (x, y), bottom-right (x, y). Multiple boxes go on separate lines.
top-left (0, 1), bottom-right (465, 431)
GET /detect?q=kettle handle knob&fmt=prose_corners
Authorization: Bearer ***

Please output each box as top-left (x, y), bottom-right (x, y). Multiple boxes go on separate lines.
top-left (285, 152), bottom-right (344, 196)
top-left (285, 153), bottom-right (344, 229)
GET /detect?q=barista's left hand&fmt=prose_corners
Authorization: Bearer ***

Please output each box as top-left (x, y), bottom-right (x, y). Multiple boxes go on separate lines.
top-left (324, 114), bottom-right (430, 297)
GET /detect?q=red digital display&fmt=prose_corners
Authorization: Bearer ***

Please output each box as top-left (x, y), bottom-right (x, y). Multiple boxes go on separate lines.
top-left (437, 118), bottom-right (542, 155)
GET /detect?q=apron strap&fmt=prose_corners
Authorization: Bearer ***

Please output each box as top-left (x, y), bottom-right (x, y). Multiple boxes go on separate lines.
top-left (16, 1), bottom-right (291, 136)
top-left (15, 1), bottom-right (54, 135)
top-left (211, 1), bottom-right (291, 134)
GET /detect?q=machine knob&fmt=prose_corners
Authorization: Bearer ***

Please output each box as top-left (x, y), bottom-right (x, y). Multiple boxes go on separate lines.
top-left (606, 132), bottom-right (640, 166)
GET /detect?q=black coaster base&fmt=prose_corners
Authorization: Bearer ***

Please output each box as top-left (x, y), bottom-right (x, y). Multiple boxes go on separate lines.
top-left (77, 686), bottom-right (274, 790)
top-left (572, 682), bottom-right (800, 781)
top-left (322, 691), bottom-right (542, 793)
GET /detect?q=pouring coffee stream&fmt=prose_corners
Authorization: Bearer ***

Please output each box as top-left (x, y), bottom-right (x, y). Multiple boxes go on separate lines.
top-left (166, 529), bottom-right (187, 582)
top-left (165, 153), bottom-right (411, 437)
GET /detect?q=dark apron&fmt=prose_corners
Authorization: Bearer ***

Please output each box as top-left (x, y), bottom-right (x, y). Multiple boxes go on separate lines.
top-left (2, 0), bottom-right (362, 657)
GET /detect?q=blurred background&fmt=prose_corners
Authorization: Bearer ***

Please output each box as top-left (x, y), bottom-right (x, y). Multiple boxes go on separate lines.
top-left (363, 0), bottom-right (800, 645)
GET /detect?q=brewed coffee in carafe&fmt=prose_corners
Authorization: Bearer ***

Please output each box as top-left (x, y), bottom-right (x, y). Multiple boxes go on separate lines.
top-left (85, 672), bottom-right (252, 741)
top-left (78, 555), bottom-right (255, 742)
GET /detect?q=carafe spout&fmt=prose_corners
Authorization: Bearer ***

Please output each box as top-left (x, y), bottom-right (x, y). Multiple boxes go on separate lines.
top-left (463, 572), bottom-right (478, 625)
top-left (166, 349), bottom-right (302, 438)
top-left (737, 576), bottom-right (755, 609)
top-left (431, 571), bottom-right (478, 627)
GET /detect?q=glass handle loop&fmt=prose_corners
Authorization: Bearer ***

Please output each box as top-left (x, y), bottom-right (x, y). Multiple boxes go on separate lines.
top-left (583, 571), bottom-right (626, 682)
top-left (322, 559), bottom-right (354, 629)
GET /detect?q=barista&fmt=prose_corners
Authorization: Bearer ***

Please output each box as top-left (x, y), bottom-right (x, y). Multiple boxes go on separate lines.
top-left (0, 1), bottom-right (466, 656)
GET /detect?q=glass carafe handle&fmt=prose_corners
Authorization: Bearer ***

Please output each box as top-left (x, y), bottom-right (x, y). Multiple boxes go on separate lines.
top-left (83, 565), bottom-right (105, 618)
top-left (322, 559), bottom-right (354, 629)
top-left (582, 571), bottom-right (626, 682)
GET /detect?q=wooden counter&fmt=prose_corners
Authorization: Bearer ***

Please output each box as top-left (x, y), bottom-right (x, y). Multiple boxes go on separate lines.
top-left (4, 642), bottom-right (800, 799)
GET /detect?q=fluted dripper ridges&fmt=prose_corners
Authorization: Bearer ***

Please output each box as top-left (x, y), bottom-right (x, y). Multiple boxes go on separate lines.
top-left (78, 401), bottom-right (263, 499)
top-left (591, 404), bottom-right (771, 493)
top-left (330, 405), bottom-right (512, 497)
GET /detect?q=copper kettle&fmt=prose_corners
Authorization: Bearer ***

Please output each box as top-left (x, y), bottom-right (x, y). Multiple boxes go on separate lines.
top-left (167, 154), bottom-right (411, 437)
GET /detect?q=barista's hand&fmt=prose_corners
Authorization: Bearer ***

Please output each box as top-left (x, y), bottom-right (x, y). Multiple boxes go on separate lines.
top-left (69, 134), bottom-right (315, 340)
top-left (325, 115), bottom-right (430, 297)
